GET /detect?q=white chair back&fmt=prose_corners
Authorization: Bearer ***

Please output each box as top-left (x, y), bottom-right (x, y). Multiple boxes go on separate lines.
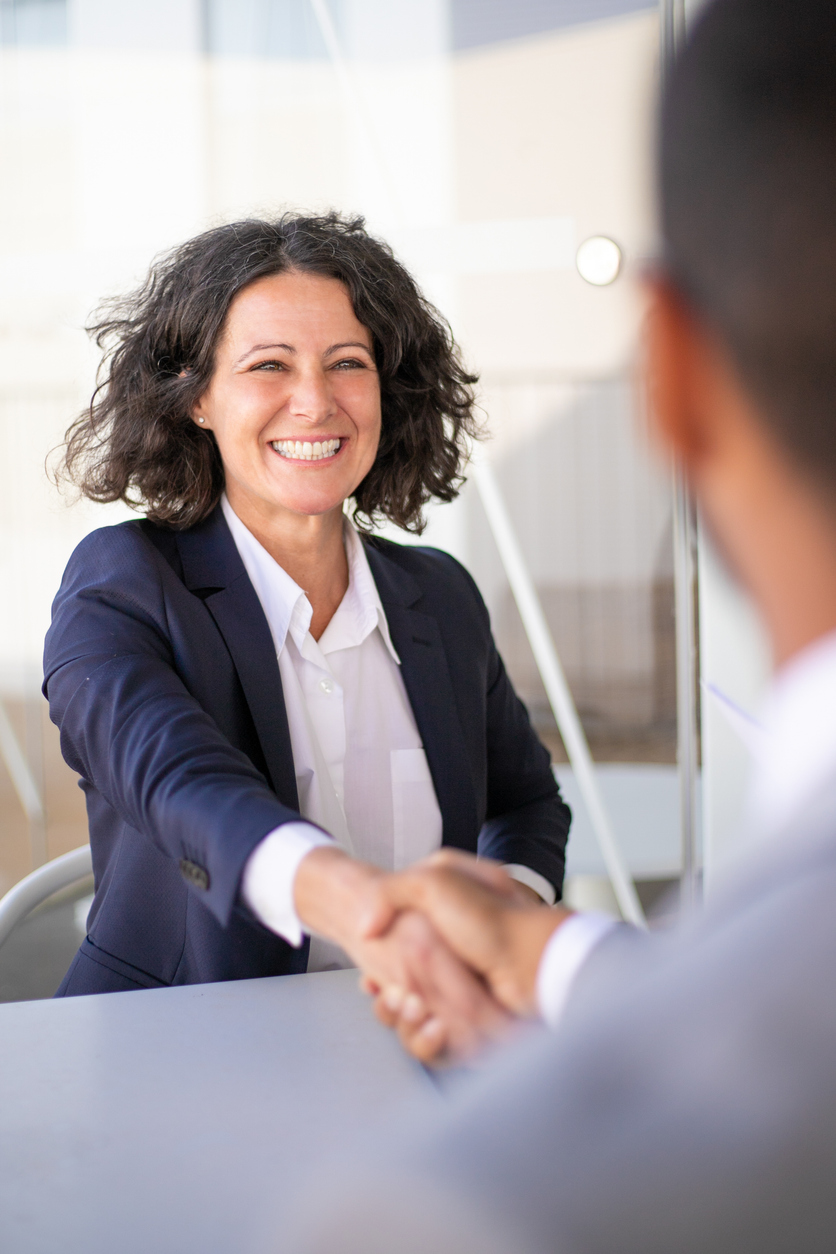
top-left (0, 846), bottom-right (93, 951)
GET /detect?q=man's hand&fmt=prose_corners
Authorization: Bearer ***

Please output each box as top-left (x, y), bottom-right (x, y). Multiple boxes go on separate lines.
top-left (293, 846), bottom-right (514, 1064)
top-left (363, 850), bottom-right (572, 1017)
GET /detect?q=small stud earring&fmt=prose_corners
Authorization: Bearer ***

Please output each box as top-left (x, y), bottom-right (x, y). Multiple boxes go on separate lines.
top-left (198, 417), bottom-right (205, 424)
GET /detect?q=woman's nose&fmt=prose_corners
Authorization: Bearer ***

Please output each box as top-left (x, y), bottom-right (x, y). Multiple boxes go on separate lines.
top-left (287, 367), bottom-right (338, 424)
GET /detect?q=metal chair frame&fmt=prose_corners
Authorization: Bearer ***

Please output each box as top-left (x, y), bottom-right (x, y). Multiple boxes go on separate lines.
top-left (0, 846), bottom-right (92, 952)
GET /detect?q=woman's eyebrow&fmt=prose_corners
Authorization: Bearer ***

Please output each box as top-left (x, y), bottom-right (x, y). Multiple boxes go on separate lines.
top-left (234, 342), bottom-right (295, 365)
top-left (324, 341), bottom-right (373, 355)
top-left (233, 340), bottom-right (372, 366)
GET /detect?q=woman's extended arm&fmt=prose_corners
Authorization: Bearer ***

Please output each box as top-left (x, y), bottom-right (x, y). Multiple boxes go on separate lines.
top-left (44, 524), bottom-right (298, 930)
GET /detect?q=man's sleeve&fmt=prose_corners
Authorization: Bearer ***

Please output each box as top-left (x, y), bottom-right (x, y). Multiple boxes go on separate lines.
top-left (289, 854), bottom-right (836, 1254)
top-left (535, 911), bottom-right (620, 1025)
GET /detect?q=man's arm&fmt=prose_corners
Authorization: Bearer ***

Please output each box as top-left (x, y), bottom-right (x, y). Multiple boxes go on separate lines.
top-left (293, 853), bottom-right (836, 1254)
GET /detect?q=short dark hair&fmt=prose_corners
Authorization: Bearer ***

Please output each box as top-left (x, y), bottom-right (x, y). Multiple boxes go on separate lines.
top-left (661, 0), bottom-right (836, 490)
top-left (60, 213), bottom-right (480, 532)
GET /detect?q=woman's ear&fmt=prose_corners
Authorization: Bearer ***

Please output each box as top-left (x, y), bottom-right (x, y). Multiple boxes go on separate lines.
top-left (181, 370), bottom-right (209, 428)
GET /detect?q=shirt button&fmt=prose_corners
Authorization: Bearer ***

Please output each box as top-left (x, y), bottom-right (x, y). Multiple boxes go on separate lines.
top-left (319, 678), bottom-right (333, 695)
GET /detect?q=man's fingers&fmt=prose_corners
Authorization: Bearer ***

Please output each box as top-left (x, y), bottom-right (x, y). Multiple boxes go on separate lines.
top-left (361, 865), bottom-right (510, 957)
top-left (357, 882), bottom-right (399, 940)
top-left (359, 871), bottom-right (433, 938)
top-left (424, 850), bottom-right (517, 895)
top-left (360, 855), bottom-right (516, 943)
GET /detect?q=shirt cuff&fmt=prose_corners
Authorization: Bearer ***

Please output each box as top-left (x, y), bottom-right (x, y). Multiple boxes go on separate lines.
top-left (536, 911), bottom-right (619, 1027)
top-left (503, 864), bottom-right (557, 905)
top-left (242, 822), bottom-right (334, 947)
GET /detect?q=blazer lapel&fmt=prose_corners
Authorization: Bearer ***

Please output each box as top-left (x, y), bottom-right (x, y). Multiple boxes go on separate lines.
top-left (175, 508), bottom-right (298, 810)
top-left (366, 542), bottom-right (480, 851)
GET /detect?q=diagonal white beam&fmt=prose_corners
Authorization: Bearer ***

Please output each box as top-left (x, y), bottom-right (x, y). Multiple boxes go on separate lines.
top-left (472, 454), bottom-right (647, 928)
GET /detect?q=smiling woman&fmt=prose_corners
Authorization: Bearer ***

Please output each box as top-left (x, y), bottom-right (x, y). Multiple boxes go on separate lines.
top-left (45, 213), bottom-right (571, 1061)
top-left (191, 269), bottom-right (386, 637)
top-left (63, 213), bottom-right (476, 533)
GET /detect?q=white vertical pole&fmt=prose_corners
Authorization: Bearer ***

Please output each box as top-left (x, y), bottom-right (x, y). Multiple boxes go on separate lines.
top-left (662, 0), bottom-right (702, 910)
top-left (672, 472), bottom-right (700, 909)
top-left (473, 457), bottom-right (647, 929)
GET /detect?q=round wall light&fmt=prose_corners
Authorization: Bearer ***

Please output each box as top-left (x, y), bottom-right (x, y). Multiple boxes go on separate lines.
top-left (576, 235), bottom-right (622, 286)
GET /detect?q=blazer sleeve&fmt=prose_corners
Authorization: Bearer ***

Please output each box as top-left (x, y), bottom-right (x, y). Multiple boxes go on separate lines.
top-left (43, 525), bottom-right (302, 929)
top-left (453, 559), bottom-right (571, 897)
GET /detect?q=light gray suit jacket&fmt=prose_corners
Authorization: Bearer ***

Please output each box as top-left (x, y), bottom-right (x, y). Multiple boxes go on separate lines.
top-left (291, 773), bottom-right (836, 1254)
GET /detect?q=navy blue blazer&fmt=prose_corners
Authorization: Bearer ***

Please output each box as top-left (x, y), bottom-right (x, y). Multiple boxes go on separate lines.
top-left (44, 505), bottom-right (570, 996)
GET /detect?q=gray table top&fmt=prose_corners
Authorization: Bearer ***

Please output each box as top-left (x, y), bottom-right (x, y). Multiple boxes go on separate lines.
top-left (0, 969), bottom-right (440, 1253)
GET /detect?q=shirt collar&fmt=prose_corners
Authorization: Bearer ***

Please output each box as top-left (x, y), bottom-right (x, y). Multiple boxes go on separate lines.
top-left (317, 520), bottom-right (400, 663)
top-left (747, 627), bottom-right (836, 838)
top-left (221, 495), bottom-right (310, 656)
top-left (220, 495), bottom-right (399, 664)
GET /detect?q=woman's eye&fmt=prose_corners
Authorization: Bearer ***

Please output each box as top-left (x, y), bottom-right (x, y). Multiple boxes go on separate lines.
top-left (332, 358), bottom-right (366, 370)
top-left (251, 360), bottom-right (285, 372)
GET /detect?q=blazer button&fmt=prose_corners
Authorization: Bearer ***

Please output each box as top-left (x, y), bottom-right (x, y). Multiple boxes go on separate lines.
top-left (179, 859), bottom-right (210, 891)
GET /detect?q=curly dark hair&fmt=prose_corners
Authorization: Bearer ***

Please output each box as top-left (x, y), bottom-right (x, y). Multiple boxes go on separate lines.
top-left (60, 212), bottom-right (481, 532)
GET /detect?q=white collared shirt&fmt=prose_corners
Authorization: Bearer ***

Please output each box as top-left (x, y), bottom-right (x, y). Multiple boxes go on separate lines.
top-left (226, 497), bottom-right (442, 971)
top-left (536, 627), bottom-right (836, 1026)
top-left (224, 497), bottom-right (553, 973)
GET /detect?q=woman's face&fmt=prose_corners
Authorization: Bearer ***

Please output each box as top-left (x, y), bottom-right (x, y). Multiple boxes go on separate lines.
top-left (194, 270), bottom-right (382, 525)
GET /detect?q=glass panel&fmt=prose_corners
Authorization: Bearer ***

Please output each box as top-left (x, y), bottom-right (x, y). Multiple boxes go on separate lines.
top-left (0, 0), bottom-right (67, 48)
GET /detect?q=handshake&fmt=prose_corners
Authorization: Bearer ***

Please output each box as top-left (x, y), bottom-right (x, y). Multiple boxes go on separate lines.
top-left (295, 846), bottom-right (572, 1065)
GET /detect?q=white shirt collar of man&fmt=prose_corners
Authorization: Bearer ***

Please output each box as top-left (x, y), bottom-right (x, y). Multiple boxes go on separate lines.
top-left (746, 626), bottom-right (836, 842)
top-left (220, 493), bottom-right (400, 665)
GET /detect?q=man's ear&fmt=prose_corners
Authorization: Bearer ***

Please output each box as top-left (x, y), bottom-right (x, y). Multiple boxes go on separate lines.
top-left (644, 277), bottom-right (716, 477)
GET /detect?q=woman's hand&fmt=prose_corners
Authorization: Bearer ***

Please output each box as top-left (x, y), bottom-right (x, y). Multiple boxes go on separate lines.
top-left (293, 845), bottom-right (390, 951)
top-left (293, 846), bottom-right (515, 1064)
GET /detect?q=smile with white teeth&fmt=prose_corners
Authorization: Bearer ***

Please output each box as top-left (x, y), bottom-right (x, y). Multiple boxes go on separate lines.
top-left (271, 438), bottom-right (341, 461)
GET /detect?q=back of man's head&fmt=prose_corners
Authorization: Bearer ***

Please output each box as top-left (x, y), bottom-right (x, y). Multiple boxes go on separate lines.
top-left (662, 0), bottom-right (836, 495)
